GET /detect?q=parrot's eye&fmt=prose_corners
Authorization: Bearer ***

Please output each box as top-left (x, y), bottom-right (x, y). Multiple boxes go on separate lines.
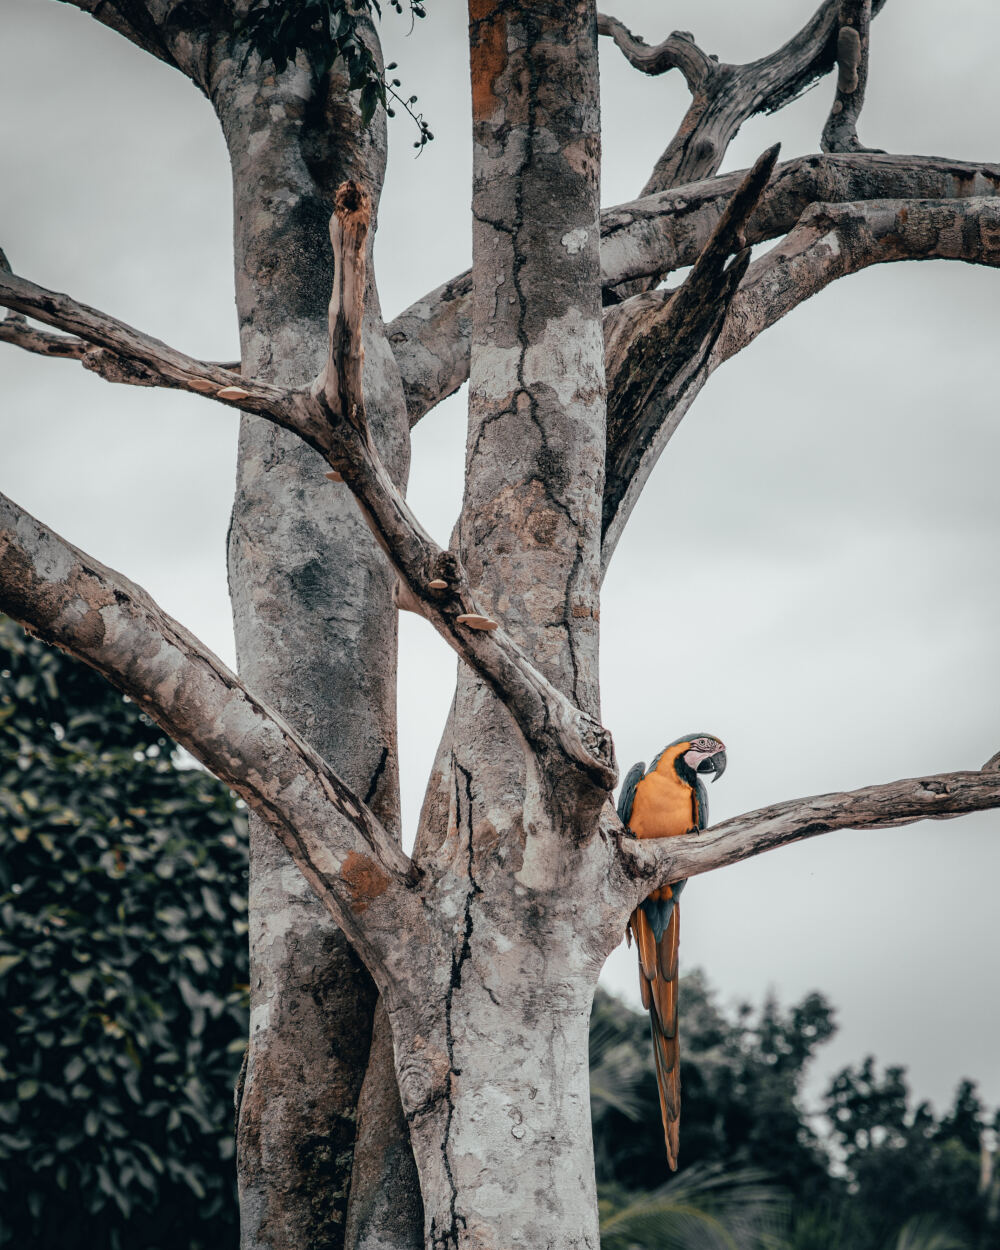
top-left (689, 736), bottom-right (723, 754)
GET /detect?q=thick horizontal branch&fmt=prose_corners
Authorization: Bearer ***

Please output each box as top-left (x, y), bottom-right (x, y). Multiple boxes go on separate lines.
top-left (620, 769), bottom-right (1000, 896)
top-left (0, 489), bottom-right (420, 974)
top-left (715, 195), bottom-right (1000, 366)
top-left (390, 154), bottom-right (1000, 424)
top-left (0, 266), bottom-right (315, 429)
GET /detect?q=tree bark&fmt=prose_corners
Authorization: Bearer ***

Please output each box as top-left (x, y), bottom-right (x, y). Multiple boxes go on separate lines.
top-left (374, 6), bottom-right (616, 1246)
top-left (210, 39), bottom-right (411, 1250)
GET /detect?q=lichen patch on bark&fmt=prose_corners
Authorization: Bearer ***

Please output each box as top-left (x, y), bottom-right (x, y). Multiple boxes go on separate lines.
top-left (469, 6), bottom-right (507, 123)
top-left (341, 851), bottom-right (392, 913)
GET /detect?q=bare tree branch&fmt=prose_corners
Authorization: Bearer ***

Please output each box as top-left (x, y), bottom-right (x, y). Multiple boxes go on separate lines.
top-left (596, 14), bottom-right (713, 91)
top-left (0, 314), bottom-right (90, 360)
top-left (601, 0), bottom-right (887, 197)
top-left (821, 0), bottom-right (878, 153)
top-left (0, 488), bottom-right (422, 974)
top-left (600, 193), bottom-right (1000, 571)
top-left (602, 146), bottom-right (778, 555)
top-left (715, 195), bottom-right (1000, 365)
top-left (387, 272), bottom-right (472, 426)
top-left (0, 265), bottom-right (308, 425)
top-left (0, 306), bottom-right (239, 387)
top-left (390, 154), bottom-right (1000, 424)
top-left (619, 768), bottom-right (1000, 897)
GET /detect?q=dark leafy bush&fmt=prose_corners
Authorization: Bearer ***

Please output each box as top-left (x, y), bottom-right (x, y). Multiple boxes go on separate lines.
top-left (0, 619), bottom-right (249, 1249)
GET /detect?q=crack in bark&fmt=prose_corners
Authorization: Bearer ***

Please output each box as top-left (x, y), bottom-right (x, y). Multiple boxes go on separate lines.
top-left (502, 23), bottom-right (592, 711)
top-left (431, 761), bottom-right (482, 1250)
top-left (468, 23), bottom-right (591, 712)
top-left (363, 746), bottom-right (390, 808)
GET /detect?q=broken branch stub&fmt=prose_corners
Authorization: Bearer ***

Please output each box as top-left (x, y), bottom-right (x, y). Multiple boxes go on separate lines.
top-left (318, 181), bottom-right (371, 436)
top-left (602, 146), bottom-right (780, 555)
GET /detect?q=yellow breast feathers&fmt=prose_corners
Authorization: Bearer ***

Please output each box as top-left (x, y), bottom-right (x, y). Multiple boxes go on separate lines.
top-left (628, 744), bottom-right (699, 840)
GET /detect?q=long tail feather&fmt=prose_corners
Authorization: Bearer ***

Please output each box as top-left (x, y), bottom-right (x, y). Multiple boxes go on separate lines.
top-left (630, 907), bottom-right (659, 983)
top-left (632, 902), bottom-right (682, 1169)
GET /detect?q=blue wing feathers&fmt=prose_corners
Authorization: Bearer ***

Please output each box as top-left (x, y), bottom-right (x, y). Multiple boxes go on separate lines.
top-left (617, 761), bottom-right (646, 827)
top-left (695, 776), bottom-right (709, 829)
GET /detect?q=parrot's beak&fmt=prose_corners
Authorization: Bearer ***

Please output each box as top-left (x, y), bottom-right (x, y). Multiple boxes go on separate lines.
top-left (698, 749), bottom-right (727, 782)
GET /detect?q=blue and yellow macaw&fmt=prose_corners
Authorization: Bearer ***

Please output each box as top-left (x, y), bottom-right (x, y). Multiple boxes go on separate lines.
top-left (617, 733), bottom-right (727, 1171)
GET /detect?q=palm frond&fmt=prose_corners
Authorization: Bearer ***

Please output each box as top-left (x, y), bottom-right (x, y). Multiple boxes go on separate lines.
top-left (599, 1165), bottom-right (790, 1250)
top-left (891, 1215), bottom-right (970, 1250)
top-left (590, 1014), bottom-right (647, 1122)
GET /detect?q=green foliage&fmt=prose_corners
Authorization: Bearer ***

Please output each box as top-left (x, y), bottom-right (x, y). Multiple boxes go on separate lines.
top-left (892, 1215), bottom-right (971, 1250)
top-left (822, 1060), bottom-right (991, 1249)
top-left (0, 619), bottom-right (249, 1249)
top-left (591, 975), bottom-right (834, 1201)
top-left (593, 982), bottom-right (998, 1250)
top-left (237, 0), bottom-right (433, 145)
top-left (590, 1006), bottom-right (647, 1124)
top-left (599, 1166), bottom-right (789, 1250)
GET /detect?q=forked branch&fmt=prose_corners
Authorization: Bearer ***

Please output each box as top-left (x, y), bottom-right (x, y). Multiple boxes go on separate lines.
top-left (0, 189), bottom-right (616, 793)
top-left (601, 0), bottom-right (888, 196)
top-left (0, 308), bottom-right (239, 387)
top-left (620, 768), bottom-right (1000, 898)
top-left (601, 193), bottom-right (1000, 571)
top-left (601, 153), bottom-right (1000, 293)
top-left (0, 489), bottom-right (420, 974)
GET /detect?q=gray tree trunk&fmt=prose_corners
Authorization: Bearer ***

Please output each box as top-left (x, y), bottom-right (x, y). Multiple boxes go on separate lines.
top-left (213, 44), bottom-right (411, 1250)
top-left (3, 3), bottom-right (999, 1250)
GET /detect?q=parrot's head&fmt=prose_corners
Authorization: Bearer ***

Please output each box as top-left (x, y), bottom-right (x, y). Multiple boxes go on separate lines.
top-left (680, 734), bottom-right (727, 783)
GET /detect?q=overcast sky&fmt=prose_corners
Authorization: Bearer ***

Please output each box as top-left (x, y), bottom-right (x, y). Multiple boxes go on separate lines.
top-left (3, 0), bottom-right (999, 1121)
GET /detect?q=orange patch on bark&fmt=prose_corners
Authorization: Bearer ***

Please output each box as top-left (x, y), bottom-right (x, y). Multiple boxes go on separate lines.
top-left (341, 851), bottom-right (391, 913)
top-left (469, 6), bottom-right (507, 121)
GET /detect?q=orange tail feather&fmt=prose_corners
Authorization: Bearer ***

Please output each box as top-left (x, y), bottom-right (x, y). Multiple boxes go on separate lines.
top-left (631, 902), bottom-right (682, 1169)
